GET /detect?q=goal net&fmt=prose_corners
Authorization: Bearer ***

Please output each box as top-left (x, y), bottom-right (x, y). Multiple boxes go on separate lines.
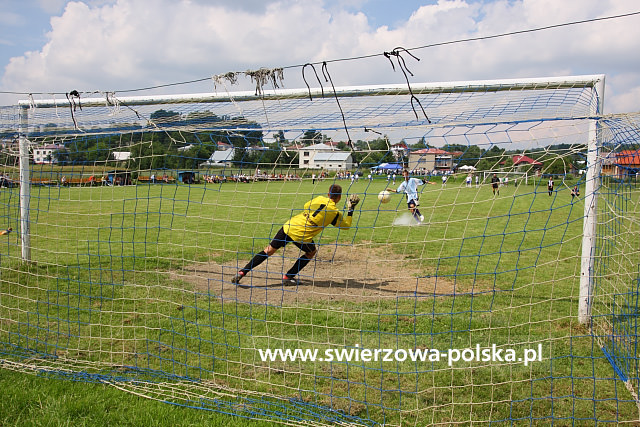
top-left (1, 75), bottom-right (639, 425)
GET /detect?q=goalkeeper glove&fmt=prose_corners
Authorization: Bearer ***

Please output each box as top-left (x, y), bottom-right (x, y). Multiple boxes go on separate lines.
top-left (346, 194), bottom-right (360, 211)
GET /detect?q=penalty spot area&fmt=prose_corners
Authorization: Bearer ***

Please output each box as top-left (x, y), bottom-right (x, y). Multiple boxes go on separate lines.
top-left (393, 213), bottom-right (424, 226)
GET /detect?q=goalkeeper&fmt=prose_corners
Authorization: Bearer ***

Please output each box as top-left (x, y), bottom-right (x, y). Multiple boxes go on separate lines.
top-left (232, 184), bottom-right (360, 285)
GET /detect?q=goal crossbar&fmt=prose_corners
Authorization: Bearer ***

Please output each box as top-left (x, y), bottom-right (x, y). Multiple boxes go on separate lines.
top-left (19, 74), bottom-right (606, 108)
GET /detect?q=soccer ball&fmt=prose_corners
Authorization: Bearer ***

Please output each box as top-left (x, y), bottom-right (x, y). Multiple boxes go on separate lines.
top-left (378, 190), bottom-right (391, 204)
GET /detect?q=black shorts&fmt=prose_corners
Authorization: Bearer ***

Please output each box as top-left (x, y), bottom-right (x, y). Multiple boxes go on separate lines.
top-left (270, 227), bottom-right (316, 254)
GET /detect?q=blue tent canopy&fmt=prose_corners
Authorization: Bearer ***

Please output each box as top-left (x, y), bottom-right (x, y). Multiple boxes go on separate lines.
top-left (372, 163), bottom-right (403, 170)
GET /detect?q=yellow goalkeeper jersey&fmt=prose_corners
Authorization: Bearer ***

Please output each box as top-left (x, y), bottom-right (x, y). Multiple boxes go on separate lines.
top-left (283, 195), bottom-right (352, 242)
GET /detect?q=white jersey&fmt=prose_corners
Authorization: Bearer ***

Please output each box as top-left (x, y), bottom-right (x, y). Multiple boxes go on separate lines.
top-left (397, 177), bottom-right (424, 202)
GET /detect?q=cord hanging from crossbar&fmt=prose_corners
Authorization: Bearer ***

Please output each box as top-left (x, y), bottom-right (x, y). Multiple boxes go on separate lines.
top-left (66, 90), bottom-right (83, 131)
top-left (384, 47), bottom-right (431, 124)
top-left (302, 63), bottom-right (324, 100)
top-left (321, 62), bottom-right (352, 149)
top-left (104, 91), bottom-right (121, 116)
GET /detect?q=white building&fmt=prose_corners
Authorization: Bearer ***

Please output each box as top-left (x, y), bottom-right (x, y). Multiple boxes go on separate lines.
top-left (298, 143), bottom-right (352, 170)
top-left (312, 152), bottom-right (353, 170)
top-left (33, 144), bottom-right (64, 164)
top-left (112, 151), bottom-right (131, 161)
top-left (201, 148), bottom-right (235, 166)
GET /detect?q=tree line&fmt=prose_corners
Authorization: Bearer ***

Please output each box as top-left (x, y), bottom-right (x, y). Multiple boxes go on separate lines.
top-left (22, 108), bottom-right (588, 174)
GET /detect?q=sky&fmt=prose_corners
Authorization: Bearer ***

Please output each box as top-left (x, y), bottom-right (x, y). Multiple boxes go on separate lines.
top-left (1, 0), bottom-right (640, 114)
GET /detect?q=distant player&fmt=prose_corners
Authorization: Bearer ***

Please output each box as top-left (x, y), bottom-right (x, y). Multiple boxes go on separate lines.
top-left (491, 173), bottom-right (500, 196)
top-left (387, 169), bottom-right (425, 223)
top-left (547, 177), bottom-right (554, 196)
top-left (571, 185), bottom-right (580, 200)
top-left (231, 184), bottom-right (360, 286)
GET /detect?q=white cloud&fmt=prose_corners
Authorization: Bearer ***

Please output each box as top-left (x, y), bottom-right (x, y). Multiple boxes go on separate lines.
top-left (610, 86), bottom-right (640, 114)
top-left (1, 0), bottom-right (640, 113)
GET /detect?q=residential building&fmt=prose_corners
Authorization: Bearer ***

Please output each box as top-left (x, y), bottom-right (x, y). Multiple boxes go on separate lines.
top-left (298, 143), bottom-right (352, 170)
top-left (112, 151), bottom-right (131, 162)
top-left (202, 148), bottom-right (235, 166)
top-left (390, 142), bottom-right (409, 161)
top-left (408, 148), bottom-right (452, 172)
top-left (512, 154), bottom-right (543, 172)
top-left (33, 143), bottom-right (64, 164)
top-left (600, 151), bottom-right (618, 176)
top-left (615, 149), bottom-right (640, 177)
top-left (312, 152), bottom-right (353, 170)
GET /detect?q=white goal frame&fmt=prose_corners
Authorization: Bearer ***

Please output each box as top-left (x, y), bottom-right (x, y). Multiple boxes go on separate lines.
top-left (17, 75), bottom-right (605, 326)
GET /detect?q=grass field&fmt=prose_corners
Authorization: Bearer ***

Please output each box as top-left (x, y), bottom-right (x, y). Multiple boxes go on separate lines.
top-left (0, 368), bottom-right (275, 426)
top-left (0, 176), bottom-right (638, 425)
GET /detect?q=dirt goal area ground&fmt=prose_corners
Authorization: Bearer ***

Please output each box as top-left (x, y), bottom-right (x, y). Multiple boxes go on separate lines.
top-left (170, 244), bottom-right (459, 306)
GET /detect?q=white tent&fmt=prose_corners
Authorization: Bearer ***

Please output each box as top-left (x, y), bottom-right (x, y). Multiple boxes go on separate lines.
top-left (458, 165), bottom-right (476, 171)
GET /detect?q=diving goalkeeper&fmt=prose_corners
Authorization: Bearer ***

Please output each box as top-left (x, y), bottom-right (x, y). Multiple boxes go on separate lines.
top-left (232, 184), bottom-right (360, 286)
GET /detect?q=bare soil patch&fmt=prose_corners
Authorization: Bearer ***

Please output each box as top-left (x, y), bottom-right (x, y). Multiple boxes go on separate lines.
top-left (169, 244), bottom-right (464, 306)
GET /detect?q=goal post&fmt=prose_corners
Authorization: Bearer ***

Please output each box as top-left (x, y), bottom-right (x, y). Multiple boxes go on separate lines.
top-left (578, 77), bottom-right (605, 325)
top-left (18, 106), bottom-right (31, 262)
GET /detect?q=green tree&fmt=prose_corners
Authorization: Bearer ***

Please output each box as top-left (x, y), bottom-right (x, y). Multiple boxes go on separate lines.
top-left (300, 130), bottom-right (322, 146)
top-left (353, 137), bottom-right (394, 168)
top-left (149, 109), bottom-right (181, 126)
top-left (413, 137), bottom-right (427, 149)
top-left (336, 141), bottom-right (349, 151)
top-left (543, 158), bottom-right (571, 175)
top-left (476, 146), bottom-right (505, 171)
top-left (273, 130), bottom-right (287, 146)
top-left (456, 145), bottom-right (482, 167)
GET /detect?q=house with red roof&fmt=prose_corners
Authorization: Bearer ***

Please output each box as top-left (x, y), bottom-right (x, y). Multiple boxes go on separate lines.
top-left (512, 154), bottom-right (543, 172)
top-left (615, 149), bottom-right (640, 177)
top-left (217, 141), bottom-right (232, 151)
top-left (601, 151), bottom-right (617, 176)
top-left (390, 142), bottom-right (409, 162)
top-left (408, 148), bottom-right (452, 172)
